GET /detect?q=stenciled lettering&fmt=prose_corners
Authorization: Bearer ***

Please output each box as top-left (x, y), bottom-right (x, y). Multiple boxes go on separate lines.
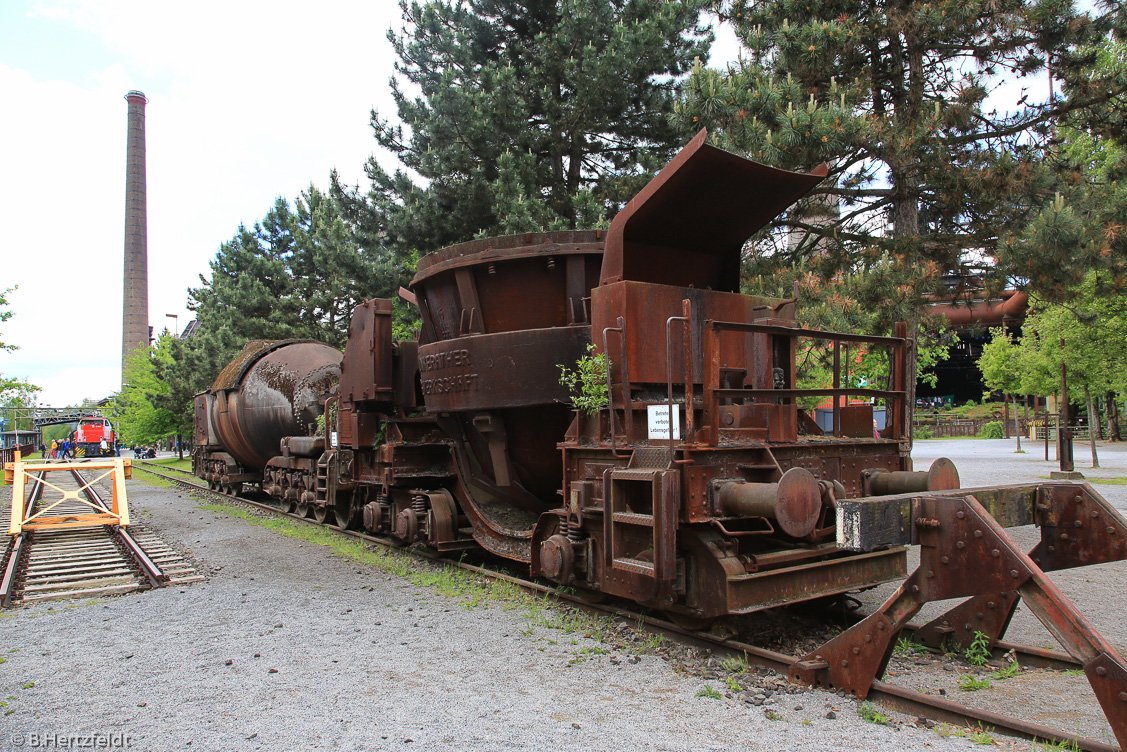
top-left (417, 349), bottom-right (471, 372)
top-left (421, 373), bottom-right (479, 395)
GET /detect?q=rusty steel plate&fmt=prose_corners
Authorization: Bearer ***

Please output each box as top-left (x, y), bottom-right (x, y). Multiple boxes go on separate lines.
top-left (417, 327), bottom-right (590, 412)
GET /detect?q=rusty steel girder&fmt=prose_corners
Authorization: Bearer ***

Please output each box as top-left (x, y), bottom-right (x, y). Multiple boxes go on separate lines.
top-left (793, 482), bottom-right (1127, 750)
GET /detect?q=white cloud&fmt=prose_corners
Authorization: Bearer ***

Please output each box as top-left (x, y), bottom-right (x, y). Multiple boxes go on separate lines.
top-left (2, 1), bottom-right (402, 405)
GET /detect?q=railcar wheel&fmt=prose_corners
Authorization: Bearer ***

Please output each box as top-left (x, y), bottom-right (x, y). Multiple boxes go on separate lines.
top-left (281, 499), bottom-right (297, 514)
top-left (295, 501), bottom-right (311, 518)
top-left (313, 505), bottom-right (330, 525)
top-left (229, 482), bottom-right (243, 497)
top-left (333, 502), bottom-right (355, 530)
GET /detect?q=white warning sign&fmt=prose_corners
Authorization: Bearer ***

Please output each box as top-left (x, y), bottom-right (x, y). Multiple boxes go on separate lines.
top-left (647, 404), bottom-right (681, 441)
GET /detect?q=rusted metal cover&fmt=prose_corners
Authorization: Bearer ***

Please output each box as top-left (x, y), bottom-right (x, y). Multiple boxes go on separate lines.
top-left (599, 128), bottom-right (827, 291)
top-left (340, 299), bottom-right (394, 404)
top-left (411, 231), bottom-right (604, 341)
top-left (192, 392), bottom-right (217, 448)
top-left (591, 280), bottom-right (793, 385)
top-left (209, 341), bottom-right (341, 471)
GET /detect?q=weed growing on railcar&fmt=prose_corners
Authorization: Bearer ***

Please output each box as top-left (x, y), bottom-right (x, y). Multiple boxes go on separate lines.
top-left (558, 345), bottom-right (610, 415)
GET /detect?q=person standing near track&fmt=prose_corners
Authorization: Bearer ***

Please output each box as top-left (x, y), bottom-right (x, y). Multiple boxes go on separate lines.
top-left (49, 439), bottom-right (57, 459)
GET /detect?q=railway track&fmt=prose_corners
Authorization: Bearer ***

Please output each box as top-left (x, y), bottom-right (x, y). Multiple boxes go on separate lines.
top-left (133, 460), bottom-right (1115, 751)
top-left (1, 465), bottom-right (202, 608)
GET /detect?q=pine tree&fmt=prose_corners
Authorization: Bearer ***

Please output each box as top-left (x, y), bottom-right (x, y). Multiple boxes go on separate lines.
top-left (677, 0), bottom-right (1127, 298)
top-left (337, 0), bottom-right (714, 255)
top-left (1002, 43), bottom-right (1127, 301)
top-left (156, 184), bottom-right (396, 427)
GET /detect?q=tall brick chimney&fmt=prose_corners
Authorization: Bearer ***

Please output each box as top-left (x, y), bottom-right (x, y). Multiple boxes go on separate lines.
top-left (121, 90), bottom-right (149, 382)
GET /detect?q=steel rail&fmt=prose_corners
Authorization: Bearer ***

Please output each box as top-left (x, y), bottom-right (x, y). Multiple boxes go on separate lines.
top-left (132, 461), bottom-right (1115, 751)
top-left (71, 468), bottom-right (166, 588)
top-left (1, 471), bottom-right (45, 608)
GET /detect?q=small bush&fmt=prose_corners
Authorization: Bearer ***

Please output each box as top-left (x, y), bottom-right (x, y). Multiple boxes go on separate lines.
top-left (914, 426), bottom-right (934, 440)
top-left (558, 344), bottom-right (610, 415)
top-left (979, 421), bottom-right (1004, 439)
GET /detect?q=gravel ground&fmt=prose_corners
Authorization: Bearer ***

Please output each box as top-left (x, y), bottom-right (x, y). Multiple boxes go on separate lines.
top-left (1, 443), bottom-right (1124, 751)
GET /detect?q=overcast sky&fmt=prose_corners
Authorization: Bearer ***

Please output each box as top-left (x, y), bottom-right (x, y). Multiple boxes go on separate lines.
top-left (0, 1), bottom-right (742, 408)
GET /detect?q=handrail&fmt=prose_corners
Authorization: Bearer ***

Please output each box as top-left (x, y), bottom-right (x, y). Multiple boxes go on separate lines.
top-left (601, 317), bottom-right (632, 457)
top-left (699, 318), bottom-right (909, 444)
top-left (664, 298), bottom-right (694, 467)
top-left (710, 320), bottom-right (908, 345)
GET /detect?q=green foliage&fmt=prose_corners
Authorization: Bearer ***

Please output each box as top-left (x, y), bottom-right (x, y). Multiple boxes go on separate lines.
top-left (111, 332), bottom-right (188, 445)
top-left (958, 674), bottom-right (992, 691)
top-left (744, 264), bottom-right (954, 402)
top-left (970, 727), bottom-right (996, 745)
top-left (1002, 43), bottom-right (1127, 302)
top-left (857, 701), bottom-right (889, 725)
top-left (0, 287), bottom-right (40, 403)
top-left (681, 0), bottom-right (1127, 355)
top-left (965, 631), bottom-right (992, 666)
top-left (158, 183), bottom-right (393, 430)
top-left (992, 661), bottom-right (1021, 680)
top-left (914, 426), bottom-right (934, 440)
top-left (695, 685), bottom-right (722, 700)
top-left (979, 421), bottom-right (1004, 439)
top-left (1013, 275), bottom-right (1127, 399)
top-left (558, 345), bottom-right (610, 415)
top-left (339, 0), bottom-right (713, 256)
top-left (719, 654), bottom-right (750, 673)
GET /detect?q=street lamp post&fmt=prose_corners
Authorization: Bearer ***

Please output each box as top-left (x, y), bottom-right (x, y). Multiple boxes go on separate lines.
top-left (165, 313), bottom-right (179, 337)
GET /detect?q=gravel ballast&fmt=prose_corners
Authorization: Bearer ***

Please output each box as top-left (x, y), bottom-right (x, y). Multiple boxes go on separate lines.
top-left (2, 442), bottom-right (1124, 751)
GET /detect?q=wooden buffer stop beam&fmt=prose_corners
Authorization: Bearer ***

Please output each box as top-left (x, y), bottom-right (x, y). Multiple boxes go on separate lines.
top-left (5, 453), bottom-right (133, 535)
top-left (789, 482), bottom-right (1127, 749)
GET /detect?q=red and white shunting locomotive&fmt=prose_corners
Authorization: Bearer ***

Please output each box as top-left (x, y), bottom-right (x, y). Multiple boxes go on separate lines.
top-left (74, 416), bottom-right (116, 458)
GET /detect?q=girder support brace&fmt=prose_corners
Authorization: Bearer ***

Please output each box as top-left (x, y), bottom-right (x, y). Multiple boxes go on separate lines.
top-left (791, 485), bottom-right (1127, 750)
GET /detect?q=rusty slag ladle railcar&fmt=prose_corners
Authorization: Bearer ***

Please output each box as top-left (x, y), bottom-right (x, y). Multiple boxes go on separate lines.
top-left (194, 130), bottom-right (1127, 744)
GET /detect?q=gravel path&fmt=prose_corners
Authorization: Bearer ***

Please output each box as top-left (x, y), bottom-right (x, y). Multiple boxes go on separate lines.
top-left (2, 443), bottom-right (1123, 751)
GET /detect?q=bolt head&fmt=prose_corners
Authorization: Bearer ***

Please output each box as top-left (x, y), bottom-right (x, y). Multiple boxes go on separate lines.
top-left (941, 556), bottom-right (950, 565)
top-left (991, 548), bottom-right (1000, 558)
top-left (974, 530), bottom-right (983, 538)
top-left (1097, 666), bottom-right (1108, 677)
top-left (956, 510), bottom-right (965, 519)
top-left (1010, 569), bottom-right (1019, 578)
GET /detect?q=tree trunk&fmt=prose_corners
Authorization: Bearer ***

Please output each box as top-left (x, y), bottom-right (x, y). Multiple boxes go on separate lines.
top-left (1094, 395), bottom-right (1105, 440)
top-left (1003, 394), bottom-right (1011, 438)
top-left (177, 432), bottom-right (184, 461)
top-left (1085, 385), bottom-right (1099, 468)
top-left (1107, 390), bottom-right (1121, 441)
top-left (1013, 394), bottom-right (1021, 452)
